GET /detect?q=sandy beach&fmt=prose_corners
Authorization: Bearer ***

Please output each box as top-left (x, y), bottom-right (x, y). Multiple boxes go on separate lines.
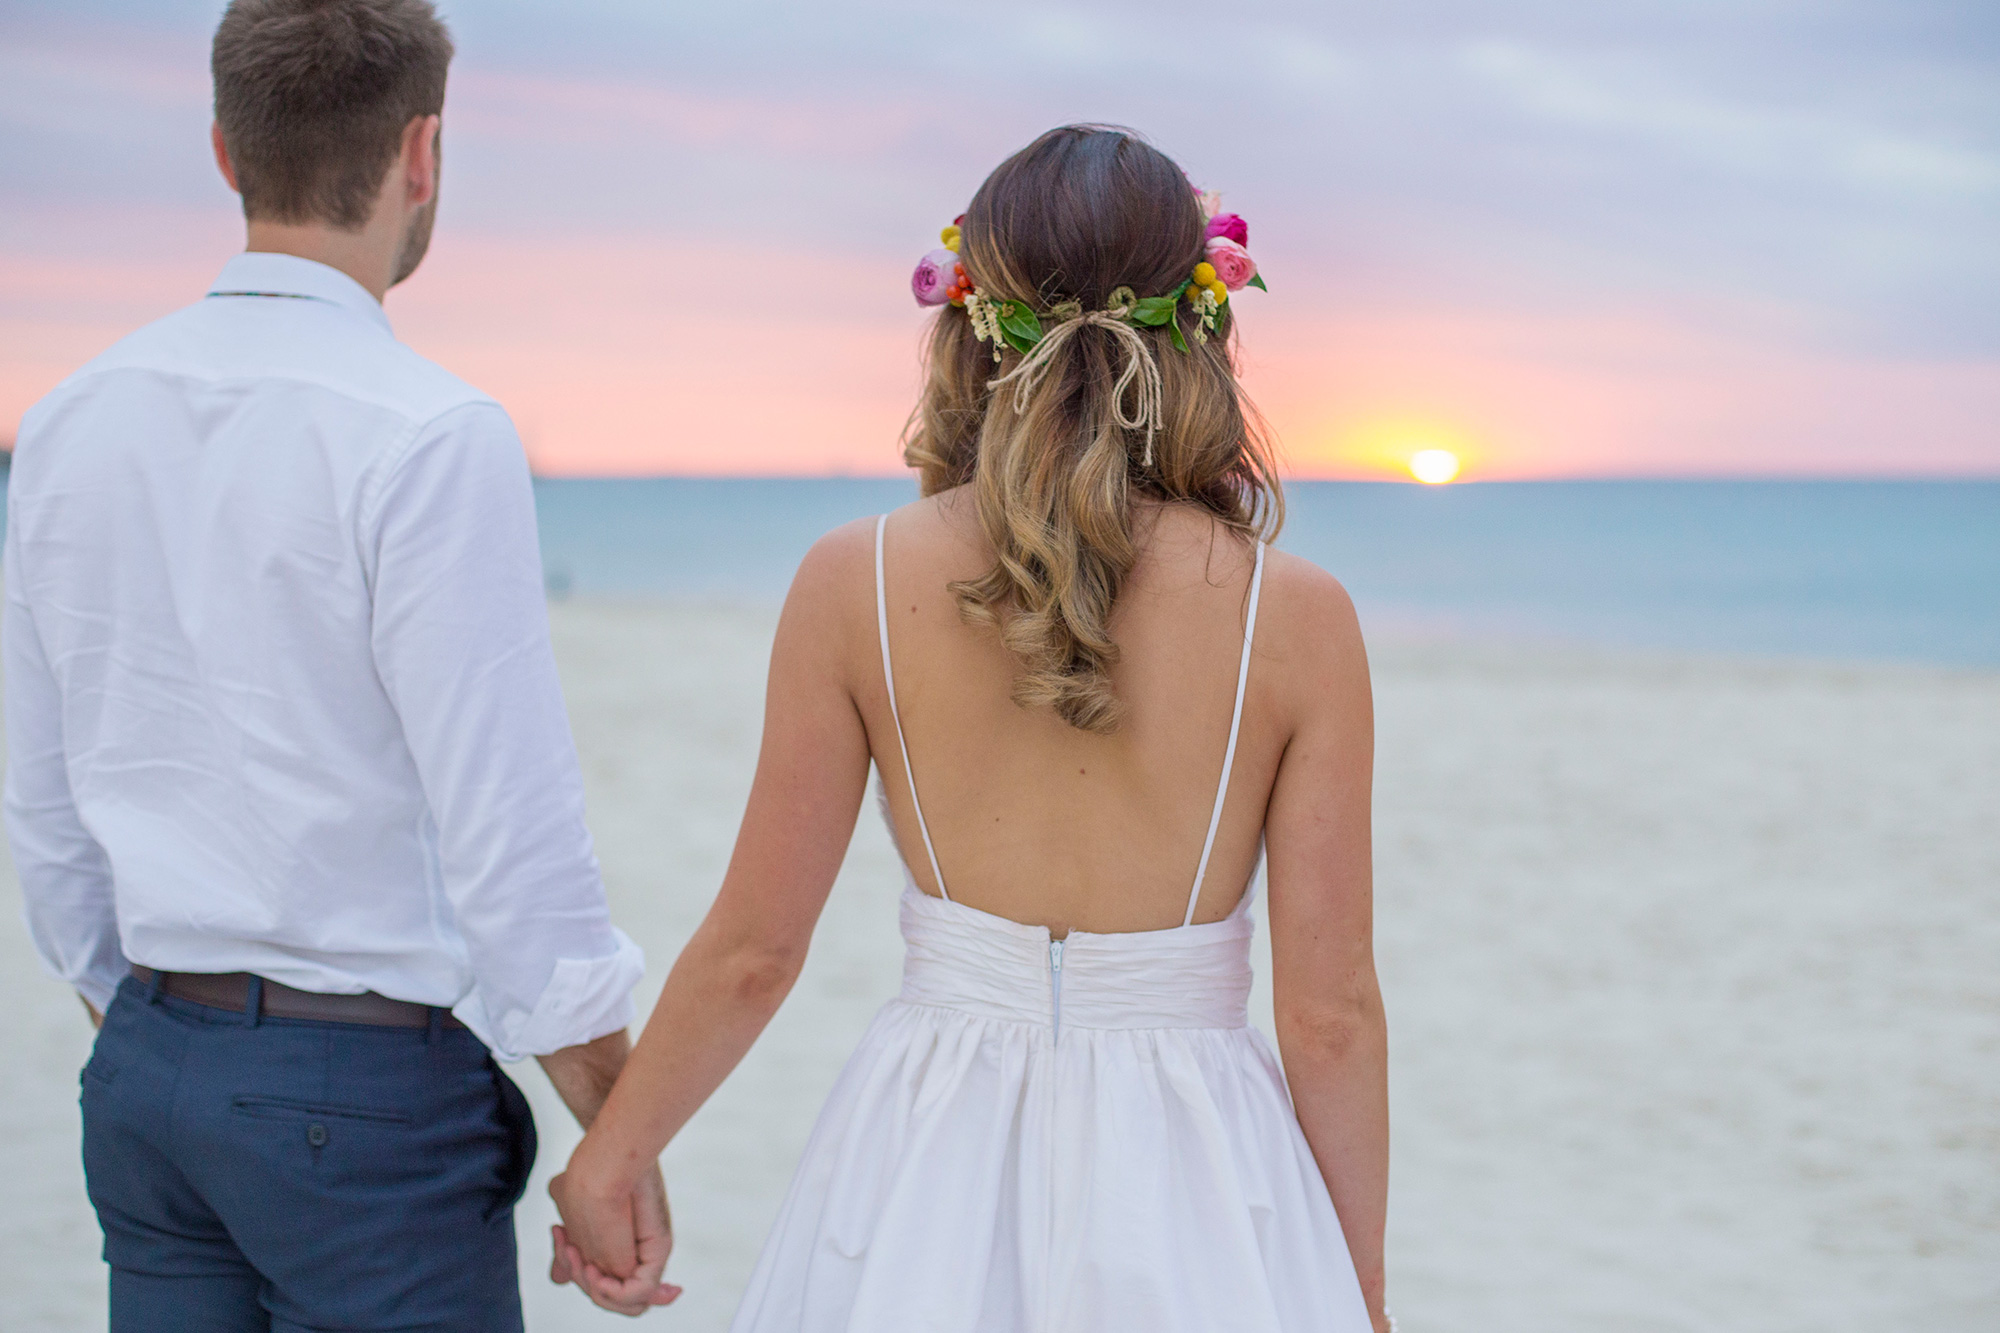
top-left (3, 599), bottom-right (1995, 1331)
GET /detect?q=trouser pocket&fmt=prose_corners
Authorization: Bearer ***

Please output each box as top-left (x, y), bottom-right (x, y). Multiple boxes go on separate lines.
top-left (230, 1095), bottom-right (411, 1125)
top-left (486, 1062), bottom-right (538, 1221)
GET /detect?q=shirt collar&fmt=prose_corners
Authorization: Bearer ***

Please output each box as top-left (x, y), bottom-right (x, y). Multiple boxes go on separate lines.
top-left (206, 252), bottom-right (394, 335)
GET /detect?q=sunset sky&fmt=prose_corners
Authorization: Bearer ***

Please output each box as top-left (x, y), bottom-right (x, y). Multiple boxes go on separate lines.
top-left (4, 1), bottom-right (1996, 479)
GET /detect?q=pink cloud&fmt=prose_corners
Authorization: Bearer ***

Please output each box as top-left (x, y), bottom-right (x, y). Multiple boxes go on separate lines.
top-left (390, 234), bottom-right (923, 475)
top-left (5, 223), bottom-right (1995, 478)
top-left (1242, 303), bottom-right (2000, 479)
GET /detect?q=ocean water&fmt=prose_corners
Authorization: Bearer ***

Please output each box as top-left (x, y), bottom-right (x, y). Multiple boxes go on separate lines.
top-left (3, 469), bottom-right (1993, 666)
top-left (530, 478), bottom-right (2000, 667)
top-left (532, 474), bottom-right (2000, 664)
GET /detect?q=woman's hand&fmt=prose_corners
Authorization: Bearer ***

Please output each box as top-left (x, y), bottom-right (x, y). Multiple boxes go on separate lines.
top-left (548, 1161), bottom-right (680, 1316)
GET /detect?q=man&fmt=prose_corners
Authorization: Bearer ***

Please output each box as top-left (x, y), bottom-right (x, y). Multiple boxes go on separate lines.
top-left (4, 1), bottom-right (673, 1326)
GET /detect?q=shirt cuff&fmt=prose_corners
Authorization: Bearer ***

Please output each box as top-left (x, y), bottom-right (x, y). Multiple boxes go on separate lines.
top-left (21, 905), bottom-right (129, 1015)
top-left (72, 954), bottom-right (128, 1016)
top-left (457, 928), bottom-right (646, 1063)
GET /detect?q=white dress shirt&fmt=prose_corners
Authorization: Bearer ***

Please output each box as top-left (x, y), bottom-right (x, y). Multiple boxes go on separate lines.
top-left (4, 253), bottom-right (642, 1061)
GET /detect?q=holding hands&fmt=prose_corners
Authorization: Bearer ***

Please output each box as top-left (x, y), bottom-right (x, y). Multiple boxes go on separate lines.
top-left (537, 1028), bottom-right (688, 1316)
top-left (548, 1161), bottom-right (681, 1316)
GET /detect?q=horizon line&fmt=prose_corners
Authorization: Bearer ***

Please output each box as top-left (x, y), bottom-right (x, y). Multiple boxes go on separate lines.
top-left (525, 469), bottom-right (2000, 485)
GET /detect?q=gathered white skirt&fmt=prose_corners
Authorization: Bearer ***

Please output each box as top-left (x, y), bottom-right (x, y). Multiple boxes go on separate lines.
top-left (730, 886), bottom-right (1374, 1333)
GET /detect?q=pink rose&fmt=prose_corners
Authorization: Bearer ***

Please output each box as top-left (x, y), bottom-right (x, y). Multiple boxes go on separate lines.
top-left (1204, 212), bottom-right (1248, 246)
top-left (1203, 237), bottom-right (1257, 291)
top-left (911, 247), bottom-right (958, 307)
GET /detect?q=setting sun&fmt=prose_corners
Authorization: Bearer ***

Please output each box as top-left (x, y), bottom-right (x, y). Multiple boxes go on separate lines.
top-left (1410, 449), bottom-right (1462, 484)
top-left (1301, 417), bottom-right (1484, 481)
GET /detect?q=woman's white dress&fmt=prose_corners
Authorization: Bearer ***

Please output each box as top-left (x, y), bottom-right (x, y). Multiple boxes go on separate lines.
top-left (730, 516), bottom-right (1373, 1332)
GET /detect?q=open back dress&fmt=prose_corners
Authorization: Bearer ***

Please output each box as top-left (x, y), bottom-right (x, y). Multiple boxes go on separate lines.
top-left (729, 515), bottom-right (1374, 1332)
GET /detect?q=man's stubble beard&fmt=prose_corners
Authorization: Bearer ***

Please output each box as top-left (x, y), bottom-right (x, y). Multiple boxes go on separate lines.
top-left (390, 134), bottom-right (441, 288)
top-left (390, 191), bottom-right (436, 288)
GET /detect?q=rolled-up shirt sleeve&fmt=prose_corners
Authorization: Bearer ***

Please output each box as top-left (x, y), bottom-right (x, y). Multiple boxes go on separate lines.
top-left (5, 488), bottom-right (126, 1012)
top-left (362, 401), bottom-right (641, 1061)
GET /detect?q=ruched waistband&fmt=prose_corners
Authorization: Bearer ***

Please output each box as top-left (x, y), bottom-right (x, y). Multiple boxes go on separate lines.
top-left (895, 887), bottom-right (1253, 1031)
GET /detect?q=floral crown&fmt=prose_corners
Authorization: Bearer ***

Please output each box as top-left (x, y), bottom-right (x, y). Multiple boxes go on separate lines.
top-left (908, 187), bottom-right (1268, 470)
top-left (910, 186), bottom-right (1267, 359)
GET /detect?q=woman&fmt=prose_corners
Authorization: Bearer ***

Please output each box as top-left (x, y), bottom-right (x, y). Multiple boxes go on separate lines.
top-left (551, 125), bottom-right (1389, 1332)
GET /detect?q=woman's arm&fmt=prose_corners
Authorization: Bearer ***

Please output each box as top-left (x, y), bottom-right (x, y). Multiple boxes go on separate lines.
top-left (1262, 562), bottom-right (1390, 1331)
top-left (549, 521), bottom-right (877, 1286)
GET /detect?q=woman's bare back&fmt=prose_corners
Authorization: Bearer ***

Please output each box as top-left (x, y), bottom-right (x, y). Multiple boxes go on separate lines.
top-left (861, 488), bottom-right (1301, 937)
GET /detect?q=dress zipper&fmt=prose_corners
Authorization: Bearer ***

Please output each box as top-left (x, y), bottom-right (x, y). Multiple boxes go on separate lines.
top-left (1049, 938), bottom-right (1065, 1039)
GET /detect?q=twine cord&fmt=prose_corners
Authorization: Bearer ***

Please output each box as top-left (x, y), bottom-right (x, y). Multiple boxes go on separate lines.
top-left (986, 305), bottom-right (1166, 469)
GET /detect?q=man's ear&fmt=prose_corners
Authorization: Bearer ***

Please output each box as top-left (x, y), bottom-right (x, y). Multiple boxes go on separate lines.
top-left (403, 114), bottom-right (441, 208)
top-left (211, 123), bottom-right (241, 194)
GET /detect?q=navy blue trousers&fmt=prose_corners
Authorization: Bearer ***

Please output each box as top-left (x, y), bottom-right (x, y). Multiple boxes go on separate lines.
top-left (80, 977), bottom-right (536, 1332)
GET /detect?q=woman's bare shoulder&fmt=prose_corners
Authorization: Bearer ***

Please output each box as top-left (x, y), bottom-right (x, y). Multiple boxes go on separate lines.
top-left (790, 515), bottom-right (879, 603)
top-left (777, 517), bottom-right (883, 682)
top-left (783, 497), bottom-right (973, 669)
top-left (1261, 547), bottom-right (1361, 635)
top-left (1255, 547), bottom-right (1369, 700)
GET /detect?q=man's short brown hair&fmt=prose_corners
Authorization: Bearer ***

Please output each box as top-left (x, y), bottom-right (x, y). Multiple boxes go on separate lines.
top-left (212, 0), bottom-right (453, 228)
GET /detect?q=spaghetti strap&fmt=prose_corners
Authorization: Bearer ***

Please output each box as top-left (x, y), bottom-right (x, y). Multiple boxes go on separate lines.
top-left (1183, 541), bottom-right (1266, 927)
top-left (876, 514), bottom-right (951, 901)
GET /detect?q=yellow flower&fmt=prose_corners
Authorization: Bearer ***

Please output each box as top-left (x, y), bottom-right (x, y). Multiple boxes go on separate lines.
top-left (940, 224), bottom-right (962, 251)
top-left (1192, 261), bottom-right (1217, 287)
top-left (1209, 280), bottom-right (1229, 304)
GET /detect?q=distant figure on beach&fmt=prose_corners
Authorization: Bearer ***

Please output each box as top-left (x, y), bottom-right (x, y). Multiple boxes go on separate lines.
top-left (552, 126), bottom-right (1391, 1331)
top-left (3, 1), bottom-right (663, 1327)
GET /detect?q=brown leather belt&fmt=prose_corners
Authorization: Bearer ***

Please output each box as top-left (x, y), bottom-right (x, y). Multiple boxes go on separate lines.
top-left (131, 965), bottom-right (465, 1029)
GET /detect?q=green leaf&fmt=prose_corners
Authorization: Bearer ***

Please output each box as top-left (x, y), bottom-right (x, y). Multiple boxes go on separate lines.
top-left (1128, 297), bottom-right (1178, 327)
top-left (998, 302), bottom-right (1043, 353)
top-left (1168, 320), bottom-right (1190, 354)
top-left (1246, 273), bottom-right (1269, 292)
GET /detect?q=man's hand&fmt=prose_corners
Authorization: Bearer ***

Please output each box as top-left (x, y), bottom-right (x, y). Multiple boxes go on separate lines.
top-left (549, 1164), bottom-right (679, 1316)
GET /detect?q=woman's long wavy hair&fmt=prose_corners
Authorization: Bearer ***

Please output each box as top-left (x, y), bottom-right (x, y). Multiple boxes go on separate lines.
top-left (903, 125), bottom-right (1283, 734)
